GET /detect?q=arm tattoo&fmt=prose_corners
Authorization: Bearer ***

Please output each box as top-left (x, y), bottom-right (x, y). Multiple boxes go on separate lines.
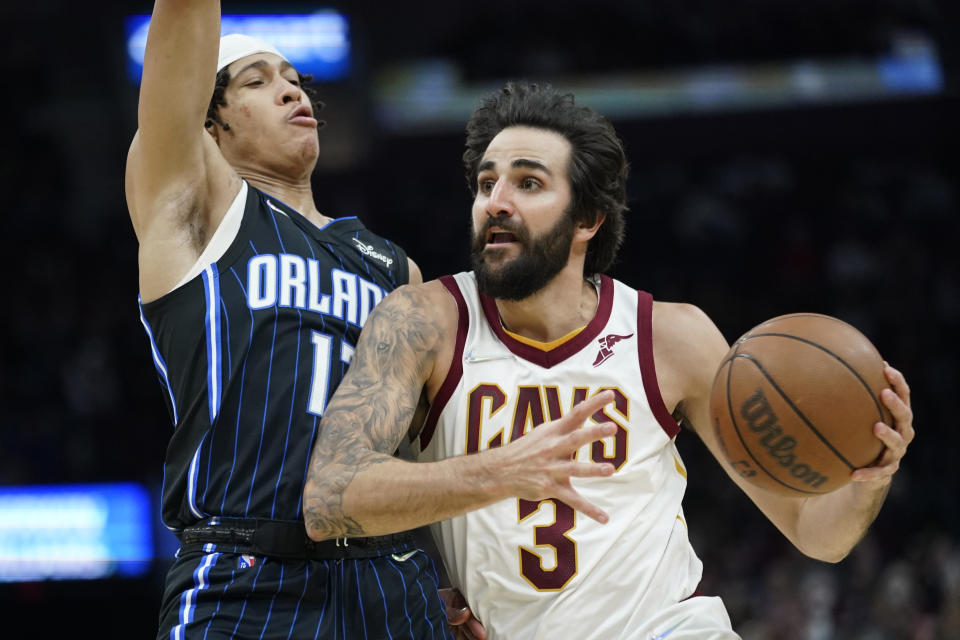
top-left (304, 285), bottom-right (446, 539)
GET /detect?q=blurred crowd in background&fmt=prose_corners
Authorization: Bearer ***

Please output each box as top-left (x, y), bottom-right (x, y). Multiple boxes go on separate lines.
top-left (1, 0), bottom-right (957, 637)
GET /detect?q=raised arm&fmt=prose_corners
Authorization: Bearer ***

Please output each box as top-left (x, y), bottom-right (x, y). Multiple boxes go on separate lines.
top-left (658, 302), bottom-right (914, 562)
top-left (302, 281), bottom-right (619, 541)
top-left (125, 0), bottom-right (238, 300)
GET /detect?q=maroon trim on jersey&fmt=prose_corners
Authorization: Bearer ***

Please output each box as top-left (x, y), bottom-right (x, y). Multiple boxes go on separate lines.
top-left (418, 275), bottom-right (469, 450)
top-left (477, 274), bottom-right (615, 369)
top-left (637, 290), bottom-right (682, 439)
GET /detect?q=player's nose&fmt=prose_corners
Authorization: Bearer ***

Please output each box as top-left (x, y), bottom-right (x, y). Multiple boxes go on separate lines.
top-left (485, 179), bottom-right (514, 218)
top-left (279, 78), bottom-right (303, 105)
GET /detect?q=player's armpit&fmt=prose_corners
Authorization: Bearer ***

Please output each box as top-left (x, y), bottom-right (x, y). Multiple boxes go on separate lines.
top-left (303, 282), bottom-right (454, 540)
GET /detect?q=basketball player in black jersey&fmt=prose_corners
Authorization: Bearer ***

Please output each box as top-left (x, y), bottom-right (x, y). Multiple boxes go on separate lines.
top-left (125, 2), bottom-right (480, 638)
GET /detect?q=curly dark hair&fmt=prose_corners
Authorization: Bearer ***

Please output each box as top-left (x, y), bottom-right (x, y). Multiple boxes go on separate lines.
top-left (204, 68), bottom-right (326, 132)
top-left (463, 81), bottom-right (628, 275)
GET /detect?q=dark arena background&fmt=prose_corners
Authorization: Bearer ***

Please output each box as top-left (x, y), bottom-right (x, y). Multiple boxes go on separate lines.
top-left (1, 1), bottom-right (958, 637)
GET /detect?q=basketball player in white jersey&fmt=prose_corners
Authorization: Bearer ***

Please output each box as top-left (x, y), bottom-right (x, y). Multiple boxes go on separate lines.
top-left (303, 82), bottom-right (914, 639)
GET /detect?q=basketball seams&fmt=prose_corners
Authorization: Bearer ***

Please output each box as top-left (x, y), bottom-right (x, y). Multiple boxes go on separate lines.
top-left (732, 353), bottom-right (857, 472)
top-left (741, 332), bottom-right (886, 421)
top-left (723, 353), bottom-right (825, 495)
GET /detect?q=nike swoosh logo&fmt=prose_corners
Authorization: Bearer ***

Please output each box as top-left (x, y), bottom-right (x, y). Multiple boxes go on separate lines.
top-left (391, 551), bottom-right (418, 562)
top-left (464, 350), bottom-right (514, 364)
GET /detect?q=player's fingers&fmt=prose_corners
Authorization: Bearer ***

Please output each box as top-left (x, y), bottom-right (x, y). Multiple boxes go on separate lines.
top-left (880, 388), bottom-right (915, 444)
top-left (565, 421), bottom-right (617, 452)
top-left (447, 606), bottom-right (471, 625)
top-left (883, 364), bottom-right (911, 407)
top-left (851, 465), bottom-right (898, 482)
top-left (556, 486), bottom-right (609, 524)
top-left (560, 390), bottom-right (615, 432)
top-left (564, 460), bottom-right (616, 479)
top-left (439, 587), bottom-right (465, 608)
top-left (467, 617), bottom-right (487, 640)
top-left (873, 421), bottom-right (909, 459)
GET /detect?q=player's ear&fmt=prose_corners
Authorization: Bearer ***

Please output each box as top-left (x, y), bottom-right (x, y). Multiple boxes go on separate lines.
top-left (575, 211), bottom-right (605, 242)
top-left (205, 120), bottom-right (220, 143)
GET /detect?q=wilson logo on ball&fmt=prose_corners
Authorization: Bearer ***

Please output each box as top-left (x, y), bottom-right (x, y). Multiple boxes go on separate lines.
top-left (740, 388), bottom-right (829, 489)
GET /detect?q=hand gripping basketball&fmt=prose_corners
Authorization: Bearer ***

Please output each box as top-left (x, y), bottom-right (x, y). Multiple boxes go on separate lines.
top-left (851, 362), bottom-right (914, 483)
top-left (709, 313), bottom-right (913, 496)
top-left (494, 390), bottom-right (617, 523)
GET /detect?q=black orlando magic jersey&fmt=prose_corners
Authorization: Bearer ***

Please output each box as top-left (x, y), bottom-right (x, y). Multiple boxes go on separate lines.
top-left (139, 182), bottom-right (409, 530)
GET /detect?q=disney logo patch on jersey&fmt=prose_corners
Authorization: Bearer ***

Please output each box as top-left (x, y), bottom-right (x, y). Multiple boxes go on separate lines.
top-left (593, 333), bottom-right (634, 367)
top-left (351, 238), bottom-right (394, 268)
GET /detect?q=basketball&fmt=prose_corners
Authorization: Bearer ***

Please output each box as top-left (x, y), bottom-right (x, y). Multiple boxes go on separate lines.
top-left (709, 313), bottom-right (892, 497)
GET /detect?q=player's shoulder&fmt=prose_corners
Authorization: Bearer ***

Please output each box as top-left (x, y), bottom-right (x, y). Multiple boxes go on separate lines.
top-left (373, 278), bottom-right (460, 329)
top-left (652, 299), bottom-right (729, 389)
top-left (652, 300), bottom-right (717, 340)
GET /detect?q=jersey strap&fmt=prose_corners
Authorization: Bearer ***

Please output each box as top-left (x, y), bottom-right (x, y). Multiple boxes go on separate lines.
top-left (418, 275), bottom-right (469, 450)
top-left (637, 290), bottom-right (681, 438)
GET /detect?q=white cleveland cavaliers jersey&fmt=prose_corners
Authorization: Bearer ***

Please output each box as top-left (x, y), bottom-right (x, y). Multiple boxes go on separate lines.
top-left (414, 272), bottom-right (707, 640)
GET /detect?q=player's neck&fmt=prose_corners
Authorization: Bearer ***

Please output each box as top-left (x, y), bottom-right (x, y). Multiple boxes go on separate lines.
top-left (494, 267), bottom-right (598, 343)
top-left (241, 172), bottom-right (333, 228)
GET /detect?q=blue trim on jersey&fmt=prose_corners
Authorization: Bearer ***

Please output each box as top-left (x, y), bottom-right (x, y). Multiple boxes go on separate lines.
top-left (264, 195), bottom-right (356, 230)
top-left (172, 551), bottom-right (221, 640)
top-left (187, 432), bottom-right (209, 519)
top-left (138, 296), bottom-right (179, 426)
top-left (202, 265), bottom-right (223, 424)
top-left (318, 215), bottom-right (358, 230)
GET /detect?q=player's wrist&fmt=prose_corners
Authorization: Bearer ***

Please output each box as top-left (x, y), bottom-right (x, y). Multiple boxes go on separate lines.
top-left (466, 446), bottom-right (514, 503)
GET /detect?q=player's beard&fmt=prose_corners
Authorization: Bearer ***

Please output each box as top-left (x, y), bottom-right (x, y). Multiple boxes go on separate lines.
top-left (470, 208), bottom-right (577, 301)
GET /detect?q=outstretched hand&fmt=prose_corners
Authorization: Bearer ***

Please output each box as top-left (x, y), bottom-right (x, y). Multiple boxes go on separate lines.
top-left (852, 363), bottom-right (914, 482)
top-left (440, 588), bottom-right (486, 640)
top-left (494, 390), bottom-right (618, 523)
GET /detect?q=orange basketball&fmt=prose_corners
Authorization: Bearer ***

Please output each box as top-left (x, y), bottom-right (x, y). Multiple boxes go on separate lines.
top-left (709, 313), bottom-right (891, 496)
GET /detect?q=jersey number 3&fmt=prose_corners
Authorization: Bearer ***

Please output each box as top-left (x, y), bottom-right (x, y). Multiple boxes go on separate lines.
top-left (518, 498), bottom-right (577, 590)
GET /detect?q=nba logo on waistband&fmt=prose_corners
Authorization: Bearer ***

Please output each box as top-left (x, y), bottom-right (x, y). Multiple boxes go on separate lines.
top-left (238, 554), bottom-right (257, 569)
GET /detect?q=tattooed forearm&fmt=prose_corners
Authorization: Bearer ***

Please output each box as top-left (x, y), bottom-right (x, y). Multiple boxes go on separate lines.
top-left (303, 284), bottom-right (448, 540)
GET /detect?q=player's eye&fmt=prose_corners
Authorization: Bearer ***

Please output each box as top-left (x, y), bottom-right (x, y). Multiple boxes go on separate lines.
top-left (520, 177), bottom-right (541, 190)
top-left (478, 178), bottom-right (495, 194)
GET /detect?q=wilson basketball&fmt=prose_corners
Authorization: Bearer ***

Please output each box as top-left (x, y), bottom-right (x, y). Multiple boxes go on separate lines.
top-left (709, 313), bottom-right (891, 496)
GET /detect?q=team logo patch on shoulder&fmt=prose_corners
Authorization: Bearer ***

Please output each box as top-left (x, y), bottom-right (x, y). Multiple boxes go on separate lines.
top-left (351, 238), bottom-right (394, 267)
top-left (593, 333), bottom-right (634, 367)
